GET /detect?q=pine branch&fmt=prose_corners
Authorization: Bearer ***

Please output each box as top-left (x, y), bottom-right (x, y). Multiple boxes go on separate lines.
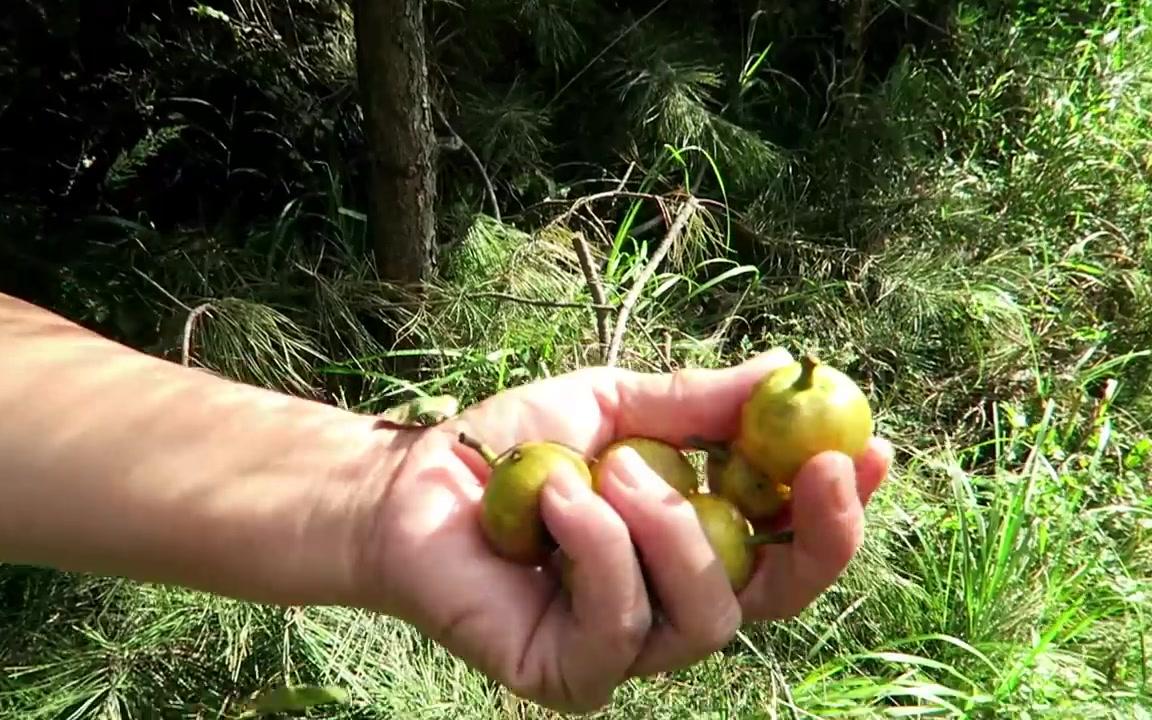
top-left (605, 196), bottom-right (700, 367)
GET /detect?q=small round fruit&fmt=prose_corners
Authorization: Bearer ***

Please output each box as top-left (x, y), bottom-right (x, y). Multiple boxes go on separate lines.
top-left (460, 433), bottom-right (593, 566)
top-left (688, 493), bottom-right (755, 592)
top-left (593, 436), bottom-right (699, 497)
top-left (706, 447), bottom-right (791, 524)
top-left (737, 352), bottom-right (873, 486)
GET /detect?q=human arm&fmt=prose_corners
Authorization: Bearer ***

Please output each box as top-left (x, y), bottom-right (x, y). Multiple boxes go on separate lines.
top-left (0, 291), bottom-right (406, 607)
top-left (0, 291), bottom-right (891, 714)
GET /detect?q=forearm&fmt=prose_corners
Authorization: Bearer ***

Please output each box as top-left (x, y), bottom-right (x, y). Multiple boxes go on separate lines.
top-left (0, 293), bottom-right (406, 606)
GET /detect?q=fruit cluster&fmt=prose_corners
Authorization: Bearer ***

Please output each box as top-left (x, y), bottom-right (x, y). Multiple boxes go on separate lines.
top-left (458, 352), bottom-right (874, 596)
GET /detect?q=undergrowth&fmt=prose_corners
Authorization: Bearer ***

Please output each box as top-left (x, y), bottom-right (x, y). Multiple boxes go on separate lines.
top-left (2, 1), bottom-right (1152, 719)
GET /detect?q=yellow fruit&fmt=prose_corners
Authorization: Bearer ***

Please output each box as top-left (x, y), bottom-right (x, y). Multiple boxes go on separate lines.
top-left (593, 436), bottom-right (699, 497)
top-left (459, 433), bottom-right (593, 566)
top-left (688, 493), bottom-right (755, 592)
top-left (737, 352), bottom-right (872, 487)
top-left (706, 446), bottom-right (792, 523)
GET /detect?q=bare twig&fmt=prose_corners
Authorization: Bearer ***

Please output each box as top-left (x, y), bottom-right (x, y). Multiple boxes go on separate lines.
top-left (471, 291), bottom-right (614, 312)
top-left (544, 0), bottom-right (671, 110)
top-left (234, 283), bottom-right (615, 312)
top-left (636, 321), bottom-right (675, 372)
top-left (570, 230), bottom-right (611, 352)
top-left (181, 302), bottom-right (214, 367)
top-left (433, 103), bottom-right (501, 222)
top-left (628, 171), bottom-right (709, 237)
top-left (614, 162), bottom-right (636, 193)
top-left (549, 190), bottom-right (670, 228)
top-left (575, 202), bottom-right (617, 248)
top-left (605, 196), bottom-right (700, 367)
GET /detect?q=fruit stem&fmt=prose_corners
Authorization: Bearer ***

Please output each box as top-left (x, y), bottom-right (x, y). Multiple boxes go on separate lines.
top-left (747, 530), bottom-right (795, 546)
top-left (684, 434), bottom-right (730, 460)
top-left (457, 432), bottom-right (499, 466)
top-left (794, 353), bottom-right (819, 391)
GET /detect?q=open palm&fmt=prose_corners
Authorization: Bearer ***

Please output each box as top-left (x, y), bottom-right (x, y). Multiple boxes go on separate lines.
top-left (360, 350), bottom-right (891, 714)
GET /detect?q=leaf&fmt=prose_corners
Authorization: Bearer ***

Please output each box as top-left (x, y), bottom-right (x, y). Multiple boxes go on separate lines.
top-left (377, 394), bottom-right (461, 427)
top-left (239, 684), bottom-right (350, 717)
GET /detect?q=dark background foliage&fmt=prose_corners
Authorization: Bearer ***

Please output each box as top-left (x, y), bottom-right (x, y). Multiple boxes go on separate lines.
top-left (1, 0), bottom-right (958, 321)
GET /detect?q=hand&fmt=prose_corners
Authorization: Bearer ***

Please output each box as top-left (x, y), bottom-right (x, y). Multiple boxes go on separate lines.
top-left (356, 350), bottom-right (891, 714)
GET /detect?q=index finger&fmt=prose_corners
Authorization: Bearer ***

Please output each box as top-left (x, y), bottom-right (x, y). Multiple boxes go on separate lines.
top-left (608, 347), bottom-right (794, 446)
top-left (452, 348), bottom-right (794, 466)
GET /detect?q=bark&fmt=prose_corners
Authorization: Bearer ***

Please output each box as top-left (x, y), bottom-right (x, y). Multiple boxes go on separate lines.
top-left (353, 0), bottom-right (436, 284)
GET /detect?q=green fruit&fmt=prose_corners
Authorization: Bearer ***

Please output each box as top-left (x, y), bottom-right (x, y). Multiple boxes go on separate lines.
top-left (688, 493), bottom-right (755, 592)
top-left (459, 433), bottom-right (593, 566)
top-left (593, 436), bottom-right (699, 497)
top-left (737, 352), bottom-right (873, 487)
top-left (705, 445), bottom-right (791, 524)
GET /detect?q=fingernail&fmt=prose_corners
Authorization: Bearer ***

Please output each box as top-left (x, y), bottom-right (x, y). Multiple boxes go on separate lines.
top-left (546, 464), bottom-right (592, 505)
top-left (827, 453), bottom-right (857, 513)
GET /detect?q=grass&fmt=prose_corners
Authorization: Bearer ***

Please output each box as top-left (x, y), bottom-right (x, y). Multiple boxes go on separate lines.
top-left (3, 2), bottom-right (1152, 719)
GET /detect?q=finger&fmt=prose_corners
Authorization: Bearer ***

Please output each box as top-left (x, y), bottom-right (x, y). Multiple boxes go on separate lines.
top-left (608, 347), bottom-right (794, 445)
top-left (449, 349), bottom-right (793, 464)
top-left (855, 436), bottom-right (892, 506)
top-left (751, 436), bottom-right (893, 534)
top-left (530, 461), bottom-right (651, 710)
top-left (738, 444), bottom-right (889, 621)
top-left (593, 446), bottom-right (743, 678)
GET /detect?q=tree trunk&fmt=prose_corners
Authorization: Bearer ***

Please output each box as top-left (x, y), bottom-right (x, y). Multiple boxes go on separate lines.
top-left (353, 0), bottom-right (436, 284)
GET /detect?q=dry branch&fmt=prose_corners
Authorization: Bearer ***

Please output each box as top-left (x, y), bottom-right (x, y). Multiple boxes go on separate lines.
top-left (433, 103), bottom-right (501, 222)
top-left (181, 302), bottom-right (214, 367)
top-left (472, 292), bottom-right (613, 311)
top-left (605, 196), bottom-right (700, 367)
top-left (570, 230), bottom-right (611, 352)
top-left (548, 190), bottom-right (670, 229)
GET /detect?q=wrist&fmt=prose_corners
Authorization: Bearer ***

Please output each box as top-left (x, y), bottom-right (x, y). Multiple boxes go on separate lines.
top-left (168, 401), bottom-right (421, 609)
top-left (166, 405), bottom-right (417, 609)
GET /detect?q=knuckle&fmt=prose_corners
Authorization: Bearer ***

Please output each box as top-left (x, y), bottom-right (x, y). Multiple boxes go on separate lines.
top-left (613, 600), bottom-right (652, 650)
top-left (594, 498), bottom-right (632, 536)
top-left (829, 541), bottom-right (859, 571)
top-left (768, 590), bottom-right (815, 621)
top-left (594, 584), bottom-right (651, 656)
top-left (802, 536), bottom-right (859, 584)
top-left (770, 600), bottom-right (803, 621)
top-left (554, 681), bottom-right (615, 717)
top-left (694, 598), bottom-right (742, 653)
top-left (573, 364), bottom-right (617, 385)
